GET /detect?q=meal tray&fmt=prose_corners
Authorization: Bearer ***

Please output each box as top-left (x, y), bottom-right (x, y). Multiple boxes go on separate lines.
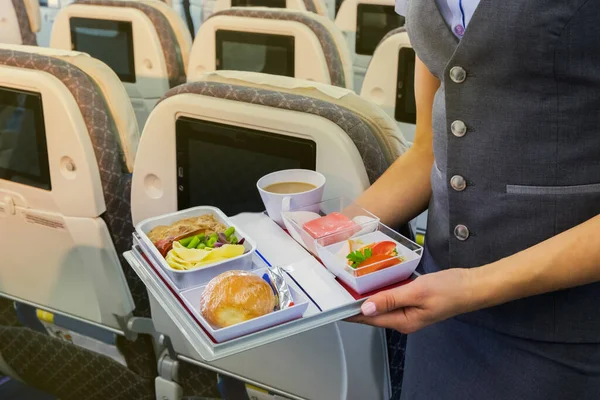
top-left (124, 212), bottom-right (420, 361)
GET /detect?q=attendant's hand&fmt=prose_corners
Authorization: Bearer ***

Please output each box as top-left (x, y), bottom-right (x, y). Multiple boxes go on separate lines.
top-left (348, 268), bottom-right (475, 333)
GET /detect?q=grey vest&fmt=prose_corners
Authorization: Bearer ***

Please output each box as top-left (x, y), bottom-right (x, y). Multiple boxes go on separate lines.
top-left (406, 0), bottom-right (600, 343)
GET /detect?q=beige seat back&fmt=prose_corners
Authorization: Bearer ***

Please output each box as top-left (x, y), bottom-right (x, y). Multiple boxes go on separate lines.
top-left (188, 7), bottom-right (353, 89)
top-left (213, 0), bottom-right (328, 16)
top-left (50, 0), bottom-right (192, 128)
top-left (0, 0), bottom-right (41, 45)
top-left (361, 27), bottom-right (416, 142)
top-left (0, 44), bottom-right (142, 329)
top-left (335, 0), bottom-right (404, 91)
top-left (130, 70), bottom-right (401, 400)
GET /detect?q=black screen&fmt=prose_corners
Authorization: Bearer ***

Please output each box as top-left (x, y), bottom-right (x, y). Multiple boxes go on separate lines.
top-left (176, 117), bottom-right (316, 216)
top-left (0, 87), bottom-right (51, 190)
top-left (356, 4), bottom-right (405, 56)
top-left (394, 47), bottom-right (416, 124)
top-left (216, 30), bottom-right (295, 77)
top-left (232, 0), bottom-right (286, 6)
top-left (335, 0), bottom-right (344, 16)
top-left (70, 18), bottom-right (136, 83)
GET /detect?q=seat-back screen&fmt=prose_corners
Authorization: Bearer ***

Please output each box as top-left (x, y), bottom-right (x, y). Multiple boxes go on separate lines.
top-left (232, 0), bottom-right (286, 6)
top-left (0, 87), bottom-right (51, 190)
top-left (176, 117), bottom-right (316, 216)
top-left (395, 47), bottom-right (416, 124)
top-left (70, 17), bottom-right (136, 83)
top-left (216, 30), bottom-right (295, 77)
top-left (355, 4), bottom-right (405, 56)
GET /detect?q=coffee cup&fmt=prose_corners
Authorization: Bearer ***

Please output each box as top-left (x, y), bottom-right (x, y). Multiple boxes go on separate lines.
top-left (257, 169), bottom-right (326, 226)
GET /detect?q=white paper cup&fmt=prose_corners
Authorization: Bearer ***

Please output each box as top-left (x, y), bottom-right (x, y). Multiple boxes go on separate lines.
top-left (257, 169), bottom-right (326, 227)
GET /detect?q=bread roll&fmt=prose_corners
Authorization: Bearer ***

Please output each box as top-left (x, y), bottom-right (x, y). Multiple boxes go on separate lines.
top-left (201, 270), bottom-right (277, 328)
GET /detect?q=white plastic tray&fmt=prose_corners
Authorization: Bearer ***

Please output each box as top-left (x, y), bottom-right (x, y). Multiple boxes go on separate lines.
top-left (180, 267), bottom-right (310, 343)
top-left (124, 212), bottom-right (421, 361)
top-left (135, 206), bottom-right (256, 289)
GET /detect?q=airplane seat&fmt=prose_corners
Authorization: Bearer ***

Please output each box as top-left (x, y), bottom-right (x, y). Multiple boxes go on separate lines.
top-left (0, 43), bottom-right (222, 399)
top-left (213, 0), bottom-right (328, 16)
top-left (50, 0), bottom-right (192, 129)
top-left (335, 0), bottom-right (404, 92)
top-left (130, 70), bottom-right (409, 399)
top-left (188, 7), bottom-right (354, 90)
top-left (0, 43), bottom-right (164, 398)
top-left (361, 27), bottom-right (415, 142)
top-left (1, 0), bottom-right (41, 45)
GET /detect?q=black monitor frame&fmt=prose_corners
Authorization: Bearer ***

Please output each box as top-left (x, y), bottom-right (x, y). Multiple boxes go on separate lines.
top-left (0, 86), bottom-right (51, 191)
top-left (231, 0), bottom-right (286, 7)
top-left (335, 0), bottom-right (344, 16)
top-left (394, 47), bottom-right (417, 124)
top-left (215, 29), bottom-right (295, 77)
top-left (355, 4), bottom-right (405, 56)
top-left (69, 17), bottom-right (136, 83)
top-left (175, 117), bottom-right (317, 214)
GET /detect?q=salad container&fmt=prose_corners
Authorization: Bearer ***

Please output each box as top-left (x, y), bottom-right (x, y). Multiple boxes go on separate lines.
top-left (315, 223), bottom-right (422, 294)
top-left (281, 197), bottom-right (380, 255)
top-left (135, 206), bottom-right (257, 289)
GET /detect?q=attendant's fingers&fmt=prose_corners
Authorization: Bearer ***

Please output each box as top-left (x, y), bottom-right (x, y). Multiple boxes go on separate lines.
top-left (360, 281), bottom-right (422, 316)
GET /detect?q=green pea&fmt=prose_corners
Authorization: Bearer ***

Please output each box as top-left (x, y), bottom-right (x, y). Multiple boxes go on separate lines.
top-left (230, 236), bottom-right (238, 245)
top-left (224, 227), bottom-right (235, 238)
top-left (179, 236), bottom-right (194, 247)
top-left (187, 236), bottom-right (200, 249)
top-left (196, 243), bottom-right (206, 249)
top-left (210, 233), bottom-right (218, 240)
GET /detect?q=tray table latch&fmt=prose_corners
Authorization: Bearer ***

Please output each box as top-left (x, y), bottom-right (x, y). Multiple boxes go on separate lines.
top-left (114, 314), bottom-right (156, 340)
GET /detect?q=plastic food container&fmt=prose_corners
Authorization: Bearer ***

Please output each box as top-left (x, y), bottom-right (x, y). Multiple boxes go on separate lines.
top-left (281, 197), bottom-right (380, 255)
top-left (315, 223), bottom-right (422, 294)
top-left (180, 267), bottom-right (310, 343)
top-left (135, 206), bottom-right (257, 289)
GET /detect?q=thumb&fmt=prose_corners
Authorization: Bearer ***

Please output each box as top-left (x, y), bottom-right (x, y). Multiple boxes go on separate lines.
top-left (360, 282), bottom-right (418, 316)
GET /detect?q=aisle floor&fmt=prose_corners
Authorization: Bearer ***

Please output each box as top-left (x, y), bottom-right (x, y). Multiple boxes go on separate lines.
top-left (0, 376), bottom-right (55, 400)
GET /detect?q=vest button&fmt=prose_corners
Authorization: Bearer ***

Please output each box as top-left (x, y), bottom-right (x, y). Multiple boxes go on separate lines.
top-left (450, 175), bottom-right (467, 191)
top-left (451, 120), bottom-right (467, 137)
top-left (449, 66), bottom-right (467, 83)
top-left (454, 225), bottom-right (470, 241)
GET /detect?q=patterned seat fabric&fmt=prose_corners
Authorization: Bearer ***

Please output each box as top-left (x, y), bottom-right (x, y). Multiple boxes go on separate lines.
top-left (210, 8), bottom-right (347, 88)
top-left (302, 0), bottom-right (318, 13)
top-left (10, 0), bottom-right (38, 45)
top-left (0, 49), bottom-right (219, 398)
top-left (74, 0), bottom-right (187, 88)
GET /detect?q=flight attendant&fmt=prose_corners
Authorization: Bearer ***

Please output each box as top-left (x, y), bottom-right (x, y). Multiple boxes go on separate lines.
top-left (353, 1), bottom-right (600, 399)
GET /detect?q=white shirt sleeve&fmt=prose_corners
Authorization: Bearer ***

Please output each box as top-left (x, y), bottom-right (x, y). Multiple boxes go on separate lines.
top-left (395, 0), bottom-right (408, 16)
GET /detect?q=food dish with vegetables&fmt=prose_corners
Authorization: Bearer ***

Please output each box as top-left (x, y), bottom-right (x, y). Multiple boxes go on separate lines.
top-left (147, 214), bottom-right (249, 271)
top-left (336, 239), bottom-right (405, 277)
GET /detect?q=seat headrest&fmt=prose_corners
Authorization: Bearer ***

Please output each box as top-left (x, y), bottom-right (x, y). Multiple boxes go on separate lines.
top-left (10, 0), bottom-right (40, 45)
top-left (73, 0), bottom-right (191, 87)
top-left (209, 8), bottom-right (351, 89)
top-left (0, 44), bottom-right (139, 172)
top-left (159, 71), bottom-right (409, 180)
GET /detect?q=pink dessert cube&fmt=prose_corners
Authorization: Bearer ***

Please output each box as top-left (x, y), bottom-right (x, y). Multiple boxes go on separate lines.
top-left (302, 213), bottom-right (360, 245)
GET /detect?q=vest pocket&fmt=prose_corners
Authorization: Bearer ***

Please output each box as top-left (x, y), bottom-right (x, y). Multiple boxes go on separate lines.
top-left (506, 183), bottom-right (600, 195)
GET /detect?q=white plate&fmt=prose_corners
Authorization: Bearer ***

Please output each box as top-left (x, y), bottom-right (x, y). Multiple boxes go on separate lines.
top-left (180, 267), bottom-right (310, 343)
top-left (135, 206), bottom-right (257, 289)
top-left (316, 228), bottom-right (422, 294)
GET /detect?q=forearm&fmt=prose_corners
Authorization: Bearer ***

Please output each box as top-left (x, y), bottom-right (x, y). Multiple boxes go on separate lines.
top-left (468, 214), bottom-right (600, 311)
top-left (355, 146), bottom-right (433, 227)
